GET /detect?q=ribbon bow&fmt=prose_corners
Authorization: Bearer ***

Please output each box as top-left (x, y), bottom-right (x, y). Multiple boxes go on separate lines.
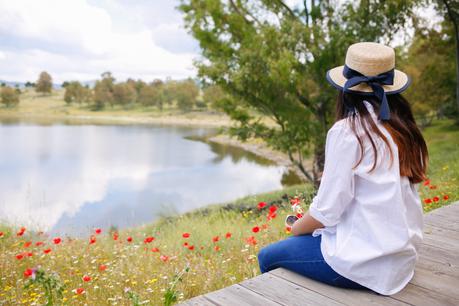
top-left (342, 65), bottom-right (394, 121)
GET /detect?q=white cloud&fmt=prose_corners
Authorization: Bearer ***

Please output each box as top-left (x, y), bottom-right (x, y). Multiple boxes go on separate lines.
top-left (0, 0), bottom-right (197, 83)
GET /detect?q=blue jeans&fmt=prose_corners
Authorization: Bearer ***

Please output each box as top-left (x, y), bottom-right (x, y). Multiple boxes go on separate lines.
top-left (257, 234), bottom-right (366, 290)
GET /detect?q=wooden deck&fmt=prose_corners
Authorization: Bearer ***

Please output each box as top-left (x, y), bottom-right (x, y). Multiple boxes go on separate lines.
top-left (180, 202), bottom-right (459, 306)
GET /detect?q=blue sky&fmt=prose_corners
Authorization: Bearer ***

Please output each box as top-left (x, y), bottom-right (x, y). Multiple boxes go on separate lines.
top-left (0, 0), bottom-right (437, 84)
top-left (0, 0), bottom-right (200, 83)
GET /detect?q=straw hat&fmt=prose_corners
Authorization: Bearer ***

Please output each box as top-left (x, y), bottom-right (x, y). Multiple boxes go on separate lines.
top-left (326, 42), bottom-right (411, 120)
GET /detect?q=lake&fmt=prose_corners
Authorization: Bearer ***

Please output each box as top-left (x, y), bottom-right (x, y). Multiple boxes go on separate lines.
top-left (0, 120), bottom-right (300, 236)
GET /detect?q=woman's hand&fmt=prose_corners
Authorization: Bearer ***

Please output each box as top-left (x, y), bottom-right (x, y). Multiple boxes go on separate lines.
top-left (291, 212), bottom-right (324, 236)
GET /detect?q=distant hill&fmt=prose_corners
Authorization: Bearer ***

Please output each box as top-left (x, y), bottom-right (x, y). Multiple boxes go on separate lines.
top-left (0, 80), bottom-right (62, 89)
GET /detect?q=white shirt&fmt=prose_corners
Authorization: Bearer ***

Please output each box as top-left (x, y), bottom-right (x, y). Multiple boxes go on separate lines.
top-left (309, 101), bottom-right (424, 295)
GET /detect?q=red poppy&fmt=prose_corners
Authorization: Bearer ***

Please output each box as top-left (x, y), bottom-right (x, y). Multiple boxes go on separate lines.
top-left (212, 236), bottom-right (219, 243)
top-left (151, 247), bottom-right (160, 252)
top-left (252, 226), bottom-right (260, 233)
top-left (187, 245), bottom-right (195, 250)
top-left (99, 264), bottom-right (107, 271)
top-left (127, 236), bottom-right (133, 243)
top-left (423, 179), bottom-right (430, 186)
top-left (16, 253), bottom-right (24, 260)
top-left (53, 237), bottom-right (62, 245)
top-left (424, 198), bottom-right (432, 204)
top-left (183, 242), bottom-right (189, 247)
top-left (160, 255), bottom-right (169, 262)
top-left (182, 232), bottom-right (190, 238)
top-left (0, 232), bottom-right (3, 237)
top-left (76, 288), bottom-right (85, 295)
top-left (269, 205), bottom-right (277, 213)
top-left (95, 228), bottom-right (102, 234)
top-left (429, 185), bottom-right (437, 190)
top-left (144, 236), bottom-right (155, 243)
top-left (82, 275), bottom-right (91, 282)
top-left (89, 236), bottom-right (96, 244)
top-left (267, 212), bottom-right (277, 221)
top-left (285, 226), bottom-right (292, 233)
top-left (225, 232), bottom-right (232, 239)
top-left (246, 236), bottom-right (257, 246)
top-left (113, 232), bottom-right (119, 240)
top-left (27, 252), bottom-right (33, 257)
top-left (257, 202), bottom-right (267, 210)
top-left (35, 241), bottom-right (44, 246)
top-left (433, 196), bottom-right (440, 202)
top-left (23, 241), bottom-right (32, 248)
top-left (17, 227), bottom-right (26, 236)
top-left (24, 268), bottom-right (34, 278)
top-left (43, 248), bottom-right (52, 254)
top-left (214, 245), bottom-right (220, 251)
top-left (443, 195), bottom-right (449, 200)
top-left (290, 198), bottom-right (300, 205)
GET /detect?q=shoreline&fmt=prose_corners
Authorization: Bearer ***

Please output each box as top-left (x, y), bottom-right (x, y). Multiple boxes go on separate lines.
top-left (207, 134), bottom-right (309, 182)
top-left (0, 112), bottom-right (234, 128)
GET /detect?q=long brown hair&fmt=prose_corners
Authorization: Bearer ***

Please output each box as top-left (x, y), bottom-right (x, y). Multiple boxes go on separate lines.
top-left (336, 91), bottom-right (428, 184)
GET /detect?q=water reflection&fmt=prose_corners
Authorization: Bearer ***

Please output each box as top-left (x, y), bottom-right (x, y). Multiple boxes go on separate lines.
top-left (0, 122), bottom-right (301, 236)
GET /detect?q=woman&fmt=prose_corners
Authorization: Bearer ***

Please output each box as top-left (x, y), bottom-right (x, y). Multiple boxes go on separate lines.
top-left (257, 42), bottom-right (428, 295)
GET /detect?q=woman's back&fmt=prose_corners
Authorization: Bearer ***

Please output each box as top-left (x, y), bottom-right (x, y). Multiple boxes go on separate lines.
top-left (310, 100), bottom-right (424, 295)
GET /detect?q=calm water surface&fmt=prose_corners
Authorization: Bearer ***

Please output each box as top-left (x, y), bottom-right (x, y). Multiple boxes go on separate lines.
top-left (0, 120), bottom-right (300, 236)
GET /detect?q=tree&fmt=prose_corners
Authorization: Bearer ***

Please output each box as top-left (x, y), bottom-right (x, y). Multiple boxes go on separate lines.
top-left (93, 72), bottom-right (115, 110)
top-left (439, 0), bottom-right (459, 115)
top-left (401, 16), bottom-right (456, 122)
top-left (179, 0), bottom-right (421, 185)
top-left (202, 84), bottom-right (227, 110)
top-left (175, 78), bottom-right (199, 111)
top-left (64, 81), bottom-right (91, 104)
top-left (138, 81), bottom-right (164, 109)
top-left (36, 71), bottom-right (53, 94)
top-left (1, 86), bottom-right (20, 107)
top-left (113, 82), bottom-right (137, 107)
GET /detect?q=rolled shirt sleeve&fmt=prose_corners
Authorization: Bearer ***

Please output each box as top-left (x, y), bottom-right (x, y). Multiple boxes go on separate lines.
top-left (309, 121), bottom-right (359, 227)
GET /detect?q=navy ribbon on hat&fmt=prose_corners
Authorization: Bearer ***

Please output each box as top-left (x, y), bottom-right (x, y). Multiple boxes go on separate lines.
top-left (342, 65), bottom-right (394, 120)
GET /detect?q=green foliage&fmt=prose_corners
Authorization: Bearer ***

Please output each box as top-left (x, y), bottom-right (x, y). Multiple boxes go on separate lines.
top-left (24, 268), bottom-right (65, 306)
top-left (174, 79), bottom-right (199, 111)
top-left (179, 0), bottom-right (420, 184)
top-left (1, 86), bottom-right (20, 107)
top-left (64, 81), bottom-right (91, 104)
top-left (138, 80), bottom-right (165, 109)
top-left (164, 266), bottom-right (190, 306)
top-left (113, 82), bottom-right (137, 107)
top-left (401, 5), bottom-right (457, 121)
top-left (202, 84), bottom-right (227, 110)
top-left (35, 71), bottom-right (53, 94)
top-left (93, 71), bottom-right (115, 110)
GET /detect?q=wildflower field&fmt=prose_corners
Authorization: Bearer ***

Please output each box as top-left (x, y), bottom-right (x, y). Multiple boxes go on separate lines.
top-left (0, 119), bottom-right (458, 305)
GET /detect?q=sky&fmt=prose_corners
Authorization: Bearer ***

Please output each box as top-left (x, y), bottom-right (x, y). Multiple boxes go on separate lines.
top-left (0, 0), bottom-right (200, 83)
top-left (0, 0), bottom-right (438, 84)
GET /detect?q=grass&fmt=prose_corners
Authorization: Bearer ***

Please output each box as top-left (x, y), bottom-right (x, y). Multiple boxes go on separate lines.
top-left (0, 119), bottom-right (458, 305)
top-left (0, 89), bottom-right (232, 127)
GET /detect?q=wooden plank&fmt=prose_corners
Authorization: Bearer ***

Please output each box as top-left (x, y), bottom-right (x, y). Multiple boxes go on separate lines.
top-left (270, 268), bottom-right (408, 306)
top-left (205, 284), bottom-right (281, 306)
top-left (425, 203), bottom-right (459, 221)
top-left (422, 229), bottom-right (459, 253)
top-left (239, 272), bottom-right (344, 306)
top-left (424, 204), bottom-right (459, 232)
top-left (178, 294), bottom-right (216, 306)
top-left (416, 254), bottom-right (459, 279)
top-left (418, 242), bottom-right (459, 267)
top-left (390, 282), bottom-right (459, 306)
top-left (409, 266), bottom-right (459, 299)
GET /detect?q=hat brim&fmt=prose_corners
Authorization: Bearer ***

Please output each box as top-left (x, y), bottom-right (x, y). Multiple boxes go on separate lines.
top-left (326, 65), bottom-right (411, 95)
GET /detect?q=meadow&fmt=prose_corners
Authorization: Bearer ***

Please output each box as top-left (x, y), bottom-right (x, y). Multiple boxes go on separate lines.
top-left (0, 119), bottom-right (458, 305)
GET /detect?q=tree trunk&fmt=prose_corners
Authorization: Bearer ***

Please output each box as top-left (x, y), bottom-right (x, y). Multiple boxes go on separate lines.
top-left (442, 0), bottom-right (459, 114)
